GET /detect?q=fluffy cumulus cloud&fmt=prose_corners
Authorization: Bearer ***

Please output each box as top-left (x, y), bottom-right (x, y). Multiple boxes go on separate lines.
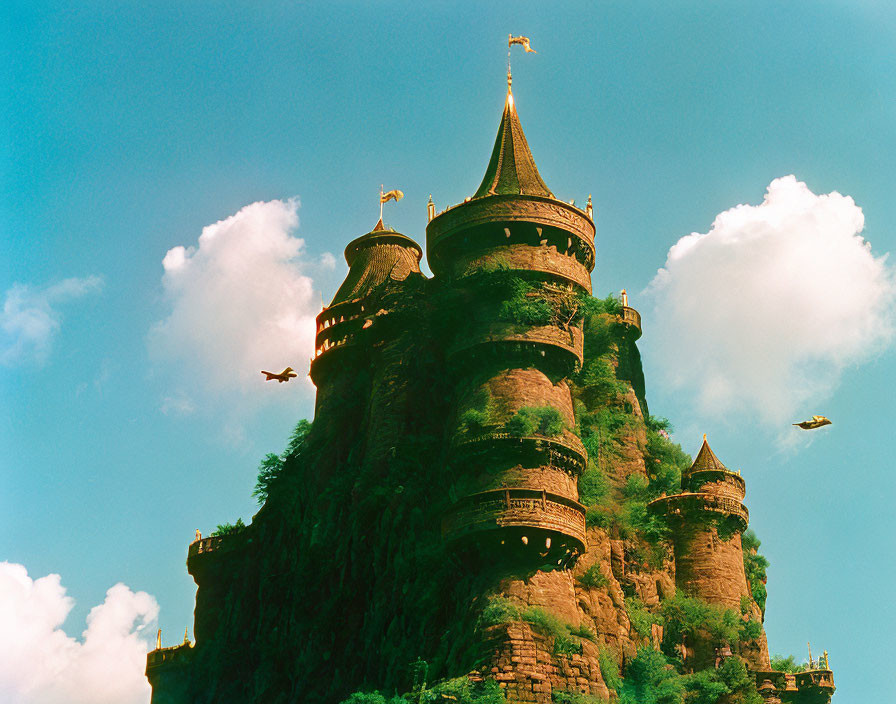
top-left (150, 199), bottom-right (328, 400)
top-left (647, 176), bottom-right (895, 426)
top-left (0, 562), bottom-right (158, 704)
top-left (1, 276), bottom-right (103, 366)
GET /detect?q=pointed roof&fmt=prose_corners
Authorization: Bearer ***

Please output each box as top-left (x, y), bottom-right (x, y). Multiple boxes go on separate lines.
top-left (688, 435), bottom-right (728, 473)
top-left (473, 89), bottom-right (553, 199)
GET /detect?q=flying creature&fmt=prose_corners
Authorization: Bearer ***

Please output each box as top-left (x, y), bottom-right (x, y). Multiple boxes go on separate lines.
top-left (261, 367), bottom-right (298, 383)
top-left (792, 415), bottom-right (832, 430)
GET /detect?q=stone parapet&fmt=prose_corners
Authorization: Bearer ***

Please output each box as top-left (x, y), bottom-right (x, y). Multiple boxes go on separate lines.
top-left (448, 322), bottom-right (584, 369)
top-left (682, 467), bottom-right (746, 500)
top-left (449, 244), bottom-right (592, 293)
top-left (426, 195), bottom-right (595, 276)
top-left (443, 488), bottom-right (586, 556)
top-left (451, 431), bottom-right (587, 475)
top-left (752, 669), bottom-right (835, 704)
top-left (648, 492), bottom-right (749, 533)
top-left (187, 532), bottom-right (247, 583)
top-left (616, 306), bottom-right (641, 339)
top-left (146, 643), bottom-right (194, 676)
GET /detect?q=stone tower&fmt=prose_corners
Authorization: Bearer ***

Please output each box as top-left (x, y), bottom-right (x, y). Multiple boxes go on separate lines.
top-left (428, 83), bottom-right (594, 567)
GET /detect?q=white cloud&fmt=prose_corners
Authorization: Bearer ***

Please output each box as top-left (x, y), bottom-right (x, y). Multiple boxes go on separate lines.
top-left (149, 199), bottom-right (324, 403)
top-left (646, 176), bottom-right (895, 427)
top-left (1, 276), bottom-right (104, 366)
top-left (0, 562), bottom-right (158, 704)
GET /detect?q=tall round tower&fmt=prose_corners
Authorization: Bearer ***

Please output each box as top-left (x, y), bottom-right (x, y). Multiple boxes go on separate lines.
top-left (427, 82), bottom-right (595, 564)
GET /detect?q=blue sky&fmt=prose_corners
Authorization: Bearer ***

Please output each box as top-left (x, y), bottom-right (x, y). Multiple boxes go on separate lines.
top-left (2, 2), bottom-right (895, 702)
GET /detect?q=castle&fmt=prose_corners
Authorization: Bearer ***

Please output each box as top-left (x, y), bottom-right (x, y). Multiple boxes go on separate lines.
top-left (146, 77), bottom-right (836, 704)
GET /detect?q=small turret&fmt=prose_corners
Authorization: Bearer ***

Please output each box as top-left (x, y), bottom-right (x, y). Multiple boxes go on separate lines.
top-left (649, 438), bottom-right (751, 609)
top-left (310, 219), bottom-right (424, 389)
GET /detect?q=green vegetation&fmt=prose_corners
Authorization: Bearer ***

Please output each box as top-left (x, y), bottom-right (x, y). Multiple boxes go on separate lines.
top-left (339, 677), bottom-right (506, 704)
top-left (576, 562), bottom-right (609, 588)
top-left (477, 597), bottom-right (520, 628)
top-left (567, 623), bottom-right (597, 641)
top-left (521, 606), bottom-right (569, 638)
top-left (682, 658), bottom-right (762, 704)
top-left (506, 405), bottom-right (566, 436)
top-left (770, 654), bottom-right (806, 673)
top-left (459, 388), bottom-right (495, 435)
top-left (618, 647), bottom-right (684, 704)
top-left (741, 530), bottom-right (769, 614)
top-left (423, 677), bottom-right (506, 703)
top-left (339, 693), bottom-right (405, 704)
top-left (552, 692), bottom-right (604, 703)
top-left (598, 646), bottom-right (622, 691)
top-left (210, 518), bottom-right (246, 537)
top-left (253, 419), bottom-right (313, 504)
top-left (625, 596), bottom-right (662, 638)
top-left (661, 592), bottom-right (762, 648)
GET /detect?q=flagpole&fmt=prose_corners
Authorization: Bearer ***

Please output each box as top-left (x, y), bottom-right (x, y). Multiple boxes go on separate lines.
top-left (379, 184), bottom-right (384, 222)
top-left (507, 34), bottom-right (512, 87)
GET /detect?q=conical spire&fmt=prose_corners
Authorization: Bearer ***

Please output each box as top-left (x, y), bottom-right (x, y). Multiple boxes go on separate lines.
top-left (689, 435), bottom-right (728, 473)
top-left (473, 87), bottom-right (553, 199)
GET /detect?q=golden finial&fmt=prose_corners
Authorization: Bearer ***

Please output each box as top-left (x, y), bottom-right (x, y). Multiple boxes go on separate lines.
top-left (427, 194), bottom-right (435, 223)
top-left (183, 627), bottom-right (190, 644)
top-left (156, 628), bottom-right (162, 650)
top-left (822, 650), bottom-right (829, 669)
top-left (703, 433), bottom-right (707, 442)
top-left (807, 642), bottom-right (814, 669)
top-left (621, 289), bottom-right (628, 307)
top-left (586, 194), bottom-right (593, 220)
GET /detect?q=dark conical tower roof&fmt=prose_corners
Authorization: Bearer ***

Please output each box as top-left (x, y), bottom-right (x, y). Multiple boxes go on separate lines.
top-left (688, 435), bottom-right (728, 473)
top-left (473, 89), bottom-right (553, 199)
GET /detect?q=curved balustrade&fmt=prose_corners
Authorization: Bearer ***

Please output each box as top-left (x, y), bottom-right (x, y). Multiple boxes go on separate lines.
top-left (648, 492), bottom-right (749, 533)
top-left (682, 468), bottom-right (746, 500)
top-left (451, 430), bottom-right (587, 474)
top-left (443, 487), bottom-right (587, 552)
top-left (616, 306), bottom-right (642, 339)
top-left (448, 244), bottom-right (593, 293)
top-left (751, 669), bottom-right (835, 703)
top-left (794, 670), bottom-right (835, 691)
top-left (426, 195), bottom-right (595, 276)
top-left (447, 322), bottom-right (584, 368)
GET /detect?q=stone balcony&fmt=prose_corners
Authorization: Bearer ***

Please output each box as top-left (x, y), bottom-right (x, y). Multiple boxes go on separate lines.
top-left (186, 533), bottom-right (247, 583)
top-left (451, 430), bottom-right (588, 475)
top-left (648, 492), bottom-right (749, 533)
top-left (752, 669), bottom-right (835, 704)
top-left (447, 322), bottom-right (584, 371)
top-left (443, 487), bottom-right (587, 558)
top-left (616, 306), bottom-right (642, 339)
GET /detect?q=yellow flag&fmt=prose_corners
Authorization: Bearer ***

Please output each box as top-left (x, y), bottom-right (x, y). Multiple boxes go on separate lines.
top-left (380, 189), bottom-right (404, 204)
top-left (509, 35), bottom-right (536, 53)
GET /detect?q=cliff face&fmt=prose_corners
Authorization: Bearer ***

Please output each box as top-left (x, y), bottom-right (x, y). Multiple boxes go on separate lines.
top-left (147, 93), bottom-right (835, 704)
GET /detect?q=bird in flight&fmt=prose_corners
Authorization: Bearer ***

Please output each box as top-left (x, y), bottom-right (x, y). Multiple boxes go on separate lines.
top-left (793, 415), bottom-right (832, 430)
top-left (261, 367), bottom-right (297, 383)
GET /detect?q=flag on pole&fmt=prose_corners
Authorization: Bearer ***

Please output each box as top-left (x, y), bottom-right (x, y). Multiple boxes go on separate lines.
top-left (508, 35), bottom-right (536, 53)
top-left (380, 189), bottom-right (404, 204)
